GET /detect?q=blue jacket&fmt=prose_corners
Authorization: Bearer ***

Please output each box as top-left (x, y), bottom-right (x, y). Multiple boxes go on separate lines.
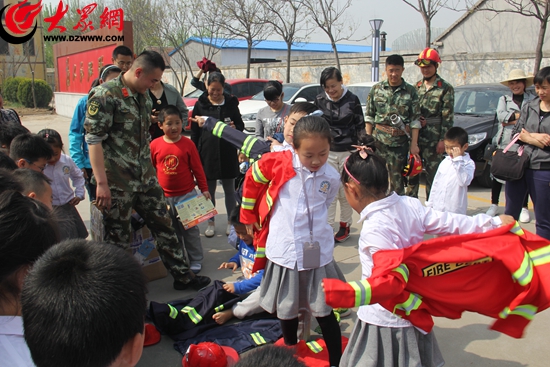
top-left (69, 96), bottom-right (90, 169)
top-left (228, 240), bottom-right (263, 294)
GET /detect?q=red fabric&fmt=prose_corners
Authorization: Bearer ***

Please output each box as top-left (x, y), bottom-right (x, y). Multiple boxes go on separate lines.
top-left (240, 151), bottom-right (296, 272)
top-left (324, 225), bottom-right (550, 338)
top-left (196, 57), bottom-right (217, 73)
top-left (150, 137), bottom-right (208, 197)
top-left (274, 336), bottom-right (349, 367)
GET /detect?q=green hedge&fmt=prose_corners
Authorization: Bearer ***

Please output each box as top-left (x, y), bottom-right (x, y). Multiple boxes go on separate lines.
top-left (3, 77), bottom-right (26, 102)
top-left (16, 79), bottom-right (53, 108)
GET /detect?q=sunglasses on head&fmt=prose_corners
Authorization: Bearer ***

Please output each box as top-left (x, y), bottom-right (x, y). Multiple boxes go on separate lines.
top-left (415, 59), bottom-right (433, 67)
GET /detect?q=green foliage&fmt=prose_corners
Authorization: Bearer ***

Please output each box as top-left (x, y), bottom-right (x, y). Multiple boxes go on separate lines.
top-left (3, 77), bottom-right (26, 102)
top-left (16, 79), bottom-right (53, 108)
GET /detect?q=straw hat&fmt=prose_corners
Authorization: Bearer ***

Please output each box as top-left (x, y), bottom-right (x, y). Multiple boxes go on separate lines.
top-left (500, 69), bottom-right (534, 87)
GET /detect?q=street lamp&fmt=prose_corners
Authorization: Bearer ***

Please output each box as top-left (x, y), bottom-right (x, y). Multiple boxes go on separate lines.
top-left (370, 19), bottom-right (384, 82)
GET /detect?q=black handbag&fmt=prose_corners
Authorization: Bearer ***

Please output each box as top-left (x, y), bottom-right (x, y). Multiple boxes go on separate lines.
top-left (490, 133), bottom-right (529, 181)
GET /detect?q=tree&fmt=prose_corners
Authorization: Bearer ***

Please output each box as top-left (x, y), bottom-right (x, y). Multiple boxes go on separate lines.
top-left (483, 0), bottom-right (550, 74)
top-left (111, 0), bottom-right (162, 54)
top-left (400, 0), bottom-right (461, 48)
top-left (258, 0), bottom-right (308, 82)
top-left (298, 0), bottom-right (361, 70)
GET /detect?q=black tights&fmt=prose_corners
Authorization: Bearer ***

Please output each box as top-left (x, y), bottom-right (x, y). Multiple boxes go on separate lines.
top-left (491, 178), bottom-right (529, 207)
top-left (280, 312), bottom-right (342, 367)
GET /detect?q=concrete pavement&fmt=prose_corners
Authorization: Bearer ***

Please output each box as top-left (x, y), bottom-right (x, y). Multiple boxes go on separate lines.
top-left (21, 113), bottom-right (546, 367)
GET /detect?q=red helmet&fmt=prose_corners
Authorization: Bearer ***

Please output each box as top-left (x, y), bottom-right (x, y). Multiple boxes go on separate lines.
top-left (402, 154), bottom-right (423, 177)
top-left (182, 342), bottom-right (239, 367)
top-left (415, 48), bottom-right (441, 66)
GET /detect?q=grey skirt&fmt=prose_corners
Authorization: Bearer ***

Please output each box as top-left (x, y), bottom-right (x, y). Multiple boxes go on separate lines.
top-left (340, 320), bottom-right (445, 367)
top-left (259, 259), bottom-right (345, 320)
top-left (53, 203), bottom-right (89, 241)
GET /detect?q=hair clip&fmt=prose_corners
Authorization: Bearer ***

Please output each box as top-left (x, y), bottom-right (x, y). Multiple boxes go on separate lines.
top-left (308, 110), bottom-right (324, 117)
top-left (351, 144), bottom-right (373, 159)
top-left (45, 133), bottom-right (49, 138)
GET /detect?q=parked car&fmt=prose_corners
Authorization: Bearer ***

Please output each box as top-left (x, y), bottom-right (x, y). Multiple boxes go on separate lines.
top-left (347, 81), bottom-right (377, 116)
top-left (453, 83), bottom-right (511, 187)
top-left (240, 83), bottom-right (324, 134)
top-left (183, 78), bottom-right (269, 130)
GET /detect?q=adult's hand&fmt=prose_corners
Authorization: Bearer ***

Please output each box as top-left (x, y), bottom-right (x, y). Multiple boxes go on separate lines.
top-left (436, 140), bottom-right (445, 154)
top-left (95, 182), bottom-right (111, 210)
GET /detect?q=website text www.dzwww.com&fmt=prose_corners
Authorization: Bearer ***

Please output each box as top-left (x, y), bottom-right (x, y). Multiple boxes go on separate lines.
top-left (43, 34), bottom-right (124, 42)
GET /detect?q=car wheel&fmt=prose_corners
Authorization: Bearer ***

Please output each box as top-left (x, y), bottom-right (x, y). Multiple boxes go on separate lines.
top-left (477, 164), bottom-right (492, 188)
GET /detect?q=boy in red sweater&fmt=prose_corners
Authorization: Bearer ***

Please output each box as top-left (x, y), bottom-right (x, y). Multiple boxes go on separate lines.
top-left (151, 105), bottom-right (211, 275)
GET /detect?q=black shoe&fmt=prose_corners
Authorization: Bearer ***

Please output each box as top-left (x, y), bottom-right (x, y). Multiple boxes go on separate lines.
top-left (173, 275), bottom-right (211, 291)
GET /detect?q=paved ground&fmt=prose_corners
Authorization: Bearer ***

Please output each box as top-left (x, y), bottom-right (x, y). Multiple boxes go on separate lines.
top-left (21, 113), bottom-right (546, 367)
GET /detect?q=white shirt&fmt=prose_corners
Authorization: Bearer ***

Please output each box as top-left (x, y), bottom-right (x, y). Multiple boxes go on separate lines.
top-left (0, 316), bottom-right (35, 367)
top-left (271, 140), bottom-right (294, 153)
top-left (43, 153), bottom-right (86, 206)
top-left (426, 153), bottom-right (475, 214)
top-left (356, 193), bottom-right (502, 329)
top-left (266, 153), bottom-right (339, 270)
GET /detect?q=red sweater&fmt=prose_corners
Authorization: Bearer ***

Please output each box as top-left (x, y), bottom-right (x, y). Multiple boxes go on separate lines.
top-left (150, 136), bottom-right (208, 197)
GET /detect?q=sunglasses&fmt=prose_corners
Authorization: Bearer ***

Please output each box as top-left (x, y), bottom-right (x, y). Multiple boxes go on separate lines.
top-left (415, 59), bottom-right (433, 67)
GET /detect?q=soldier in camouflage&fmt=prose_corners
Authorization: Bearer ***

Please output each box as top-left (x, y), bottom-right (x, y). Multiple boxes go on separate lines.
top-left (84, 51), bottom-right (211, 291)
top-left (366, 54), bottom-right (421, 195)
top-left (406, 48), bottom-right (454, 199)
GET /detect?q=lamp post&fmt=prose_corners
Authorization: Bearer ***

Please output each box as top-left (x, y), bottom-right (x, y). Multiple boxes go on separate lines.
top-left (370, 19), bottom-right (384, 82)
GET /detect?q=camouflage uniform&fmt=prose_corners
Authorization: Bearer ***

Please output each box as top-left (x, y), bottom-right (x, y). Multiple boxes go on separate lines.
top-left (366, 79), bottom-right (421, 195)
top-left (84, 74), bottom-right (193, 283)
top-left (406, 74), bottom-right (454, 199)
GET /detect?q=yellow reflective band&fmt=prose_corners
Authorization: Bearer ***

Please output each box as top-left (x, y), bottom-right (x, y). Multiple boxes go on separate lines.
top-left (510, 222), bottom-right (525, 236)
top-left (499, 304), bottom-right (537, 320)
top-left (214, 305), bottom-right (224, 312)
top-left (252, 162), bottom-right (269, 184)
top-left (306, 341), bottom-right (323, 354)
top-left (395, 293), bottom-right (422, 315)
top-left (513, 252), bottom-right (533, 286)
top-left (182, 306), bottom-right (203, 324)
top-left (241, 136), bottom-right (257, 157)
top-left (255, 248), bottom-right (266, 259)
top-left (168, 304), bottom-right (178, 319)
top-left (393, 264), bottom-right (410, 283)
top-left (266, 191), bottom-right (273, 210)
top-left (213, 121), bottom-right (227, 138)
top-left (250, 332), bottom-right (266, 345)
top-left (529, 245), bottom-right (550, 267)
top-left (348, 280), bottom-right (372, 307)
top-left (242, 197), bottom-right (256, 210)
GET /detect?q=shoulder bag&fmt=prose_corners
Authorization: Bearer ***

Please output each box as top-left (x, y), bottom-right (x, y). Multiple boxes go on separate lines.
top-left (490, 133), bottom-right (529, 181)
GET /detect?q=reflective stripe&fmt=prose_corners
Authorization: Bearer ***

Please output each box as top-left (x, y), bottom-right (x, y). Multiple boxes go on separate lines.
top-left (393, 264), bottom-right (410, 283)
top-left (214, 305), bottom-right (224, 312)
top-left (182, 306), bottom-right (203, 324)
top-left (529, 245), bottom-right (550, 267)
top-left (250, 332), bottom-right (266, 345)
top-left (306, 341), bottom-right (323, 354)
top-left (252, 162), bottom-right (269, 184)
top-left (241, 136), bottom-right (257, 157)
top-left (499, 304), bottom-right (537, 320)
top-left (168, 304), bottom-right (178, 319)
top-left (348, 280), bottom-right (371, 307)
top-left (395, 293), bottom-right (422, 315)
top-left (513, 252), bottom-right (533, 286)
top-left (510, 222), bottom-right (525, 236)
top-left (266, 191), bottom-right (273, 210)
top-left (255, 247), bottom-right (266, 258)
top-left (212, 121), bottom-right (227, 138)
top-left (242, 197), bottom-right (256, 210)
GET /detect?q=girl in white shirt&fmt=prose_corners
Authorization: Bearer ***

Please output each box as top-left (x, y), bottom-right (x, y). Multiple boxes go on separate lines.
top-left (338, 133), bottom-right (514, 367)
top-left (38, 129), bottom-right (88, 240)
top-left (243, 116), bottom-right (345, 367)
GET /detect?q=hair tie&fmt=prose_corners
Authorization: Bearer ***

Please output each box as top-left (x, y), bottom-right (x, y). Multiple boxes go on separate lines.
top-left (45, 133), bottom-right (49, 138)
top-left (351, 144), bottom-right (373, 160)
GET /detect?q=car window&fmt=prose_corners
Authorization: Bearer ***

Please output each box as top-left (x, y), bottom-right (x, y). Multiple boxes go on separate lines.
top-left (250, 82), bottom-right (267, 96)
top-left (294, 86), bottom-right (323, 102)
top-left (348, 86), bottom-right (371, 105)
top-left (185, 89), bottom-right (203, 98)
top-left (232, 83), bottom-right (250, 98)
top-left (454, 89), bottom-right (506, 115)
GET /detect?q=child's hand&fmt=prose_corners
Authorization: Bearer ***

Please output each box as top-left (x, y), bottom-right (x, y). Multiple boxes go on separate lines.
top-left (498, 214), bottom-right (516, 226)
top-left (223, 283), bottom-right (236, 293)
top-left (266, 136), bottom-right (282, 150)
top-left (451, 147), bottom-right (462, 158)
top-left (218, 262), bottom-right (238, 271)
top-left (68, 197), bottom-right (81, 206)
top-left (202, 191), bottom-right (212, 200)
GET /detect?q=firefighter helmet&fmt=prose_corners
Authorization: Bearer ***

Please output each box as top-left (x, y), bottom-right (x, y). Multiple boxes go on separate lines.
top-left (402, 154), bottom-right (423, 177)
top-left (415, 48), bottom-right (441, 66)
top-left (182, 342), bottom-right (239, 367)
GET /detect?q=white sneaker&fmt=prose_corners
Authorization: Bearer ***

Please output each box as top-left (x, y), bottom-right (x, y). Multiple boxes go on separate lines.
top-left (486, 204), bottom-right (499, 217)
top-left (520, 208), bottom-right (531, 223)
top-left (205, 222), bottom-right (215, 237)
top-left (226, 224), bottom-right (232, 236)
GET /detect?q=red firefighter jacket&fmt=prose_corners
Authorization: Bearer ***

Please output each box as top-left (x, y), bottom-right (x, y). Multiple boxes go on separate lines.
top-left (324, 223), bottom-right (550, 338)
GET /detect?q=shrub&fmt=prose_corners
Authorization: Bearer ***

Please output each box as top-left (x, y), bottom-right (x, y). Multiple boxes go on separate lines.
top-left (3, 77), bottom-right (26, 102)
top-left (16, 79), bottom-right (53, 108)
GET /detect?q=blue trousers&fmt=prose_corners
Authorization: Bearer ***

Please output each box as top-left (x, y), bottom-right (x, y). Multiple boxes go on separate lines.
top-left (505, 169), bottom-right (550, 240)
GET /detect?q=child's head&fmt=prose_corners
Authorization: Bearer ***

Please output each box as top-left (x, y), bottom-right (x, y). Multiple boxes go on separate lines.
top-left (0, 122), bottom-right (30, 155)
top-left (9, 133), bottom-right (53, 172)
top-left (0, 168), bottom-right (23, 193)
top-left (38, 129), bottom-right (63, 165)
top-left (158, 105), bottom-right (183, 141)
top-left (100, 64), bottom-right (123, 83)
top-left (293, 115), bottom-right (332, 172)
top-left (0, 151), bottom-right (17, 170)
top-left (283, 102), bottom-right (318, 145)
top-left (0, 190), bottom-right (58, 315)
top-left (341, 133), bottom-right (389, 211)
top-left (12, 168), bottom-right (53, 209)
top-left (22, 239), bottom-right (147, 367)
top-left (234, 345), bottom-right (306, 367)
top-left (230, 206), bottom-right (253, 245)
top-left (444, 127), bottom-right (469, 159)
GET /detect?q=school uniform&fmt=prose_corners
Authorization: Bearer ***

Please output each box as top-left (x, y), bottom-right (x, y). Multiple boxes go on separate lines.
top-left (0, 316), bottom-right (34, 367)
